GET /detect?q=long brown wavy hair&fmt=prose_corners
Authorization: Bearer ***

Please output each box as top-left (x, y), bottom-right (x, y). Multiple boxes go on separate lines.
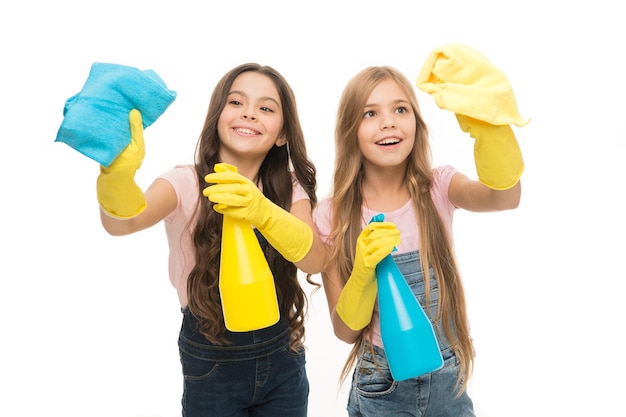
top-left (186, 63), bottom-right (318, 350)
top-left (330, 66), bottom-right (474, 394)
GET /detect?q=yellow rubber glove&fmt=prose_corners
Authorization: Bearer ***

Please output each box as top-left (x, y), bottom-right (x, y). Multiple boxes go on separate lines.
top-left (203, 163), bottom-right (313, 263)
top-left (96, 110), bottom-right (147, 218)
top-left (336, 221), bottom-right (401, 331)
top-left (456, 114), bottom-right (523, 190)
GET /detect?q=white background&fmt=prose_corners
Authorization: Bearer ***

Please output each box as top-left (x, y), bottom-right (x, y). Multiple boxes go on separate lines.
top-left (1, 1), bottom-right (624, 416)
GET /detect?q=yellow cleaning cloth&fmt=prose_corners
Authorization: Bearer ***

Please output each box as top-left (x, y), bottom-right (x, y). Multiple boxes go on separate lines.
top-left (416, 43), bottom-right (529, 127)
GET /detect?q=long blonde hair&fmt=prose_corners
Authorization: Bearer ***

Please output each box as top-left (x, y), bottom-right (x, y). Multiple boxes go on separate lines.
top-left (330, 66), bottom-right (474, 393)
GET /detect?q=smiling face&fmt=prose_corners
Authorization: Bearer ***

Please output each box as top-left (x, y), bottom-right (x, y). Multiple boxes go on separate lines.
top-left (217, 71), bottom-right (286, 166)
top-left (357, 78), bottom-right (416, 172)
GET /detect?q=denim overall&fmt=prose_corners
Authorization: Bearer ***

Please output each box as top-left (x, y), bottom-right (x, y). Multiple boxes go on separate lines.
top-left (178, 230), bottom-right (308, 417)
top-left (347, 251), bottom-right (475, 417)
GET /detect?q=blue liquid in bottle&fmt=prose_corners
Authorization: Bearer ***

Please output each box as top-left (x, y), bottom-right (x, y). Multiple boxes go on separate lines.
top-left (371, 214), bottom-right (444, 380)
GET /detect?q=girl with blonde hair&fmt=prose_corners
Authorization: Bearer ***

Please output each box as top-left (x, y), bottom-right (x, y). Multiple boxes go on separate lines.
top-left (314, 56), bottom-right (524, 416)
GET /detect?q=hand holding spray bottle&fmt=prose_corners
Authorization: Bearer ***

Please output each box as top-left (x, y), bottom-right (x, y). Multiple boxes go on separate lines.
top-left (371, 214), bottom-right (444, 380)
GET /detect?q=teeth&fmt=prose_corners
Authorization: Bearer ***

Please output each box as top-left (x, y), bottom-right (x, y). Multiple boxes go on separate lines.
top-left (236, 128), bottom-right (256, 135)
top-left (377, 138), bottom-right (399, 145)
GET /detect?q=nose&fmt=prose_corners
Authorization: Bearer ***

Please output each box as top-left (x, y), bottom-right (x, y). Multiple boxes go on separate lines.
top-left (242, 107), bottom-right (257, 121)
top-left (380, 112), bottom-right (396, 129)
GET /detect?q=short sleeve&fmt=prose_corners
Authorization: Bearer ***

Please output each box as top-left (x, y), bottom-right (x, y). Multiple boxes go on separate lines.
top-left (291, 173), bottom-right (310, 205)
top-left (312, 198), bottom-right (333, 245)
top-left (432, 165), bottom-right (458, 239)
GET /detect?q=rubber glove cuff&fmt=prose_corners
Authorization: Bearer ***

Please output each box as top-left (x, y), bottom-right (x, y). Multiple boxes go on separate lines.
top-left (456, 114), bottom-right (524, 190)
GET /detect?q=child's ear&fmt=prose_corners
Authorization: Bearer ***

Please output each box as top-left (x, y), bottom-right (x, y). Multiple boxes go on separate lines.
top-left (275, 134), bottom-right (287, 147)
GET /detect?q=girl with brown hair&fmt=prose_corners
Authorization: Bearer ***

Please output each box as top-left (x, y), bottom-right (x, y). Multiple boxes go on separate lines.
top-left (97, 63), bottom-right (326, 416)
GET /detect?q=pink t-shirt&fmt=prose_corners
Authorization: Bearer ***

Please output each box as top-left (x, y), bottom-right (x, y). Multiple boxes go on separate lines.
top-left (312, 165), bottom-right (458, 347)
top-left (159, 164), bottom-right (310, 308)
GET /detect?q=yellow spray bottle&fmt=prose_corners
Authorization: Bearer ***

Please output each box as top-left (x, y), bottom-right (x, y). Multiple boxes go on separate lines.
top-left (217, 164), bottom-right (280, 332)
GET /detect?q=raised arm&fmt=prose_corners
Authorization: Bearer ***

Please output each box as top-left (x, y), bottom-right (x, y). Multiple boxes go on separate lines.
top-left (448, 171), bottom-right (521, 212)
top-left (98, 110), bottom-right (176, 236)
top-left (416, 44), bottom-right (528, 213)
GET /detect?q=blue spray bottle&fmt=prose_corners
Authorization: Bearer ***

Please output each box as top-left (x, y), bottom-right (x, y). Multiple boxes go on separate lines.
top-left (371, 214), bottom-right (444, 380)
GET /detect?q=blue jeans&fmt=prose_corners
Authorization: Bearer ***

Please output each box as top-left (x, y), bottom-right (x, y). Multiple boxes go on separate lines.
top-left (178, 308), bottom-right (309, 417)
top-left (347, 251), bottom-right (475, 417)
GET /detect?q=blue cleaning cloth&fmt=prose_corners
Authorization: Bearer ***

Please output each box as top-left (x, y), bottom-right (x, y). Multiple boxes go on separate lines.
top-left (55, 62), bottom-right (177, 166)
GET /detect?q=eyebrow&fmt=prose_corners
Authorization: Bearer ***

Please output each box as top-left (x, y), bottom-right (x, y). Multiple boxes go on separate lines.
top-left (229, 90), bottom-right (281, 107)
top-left (364, 98), bottom-right (410, 108)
